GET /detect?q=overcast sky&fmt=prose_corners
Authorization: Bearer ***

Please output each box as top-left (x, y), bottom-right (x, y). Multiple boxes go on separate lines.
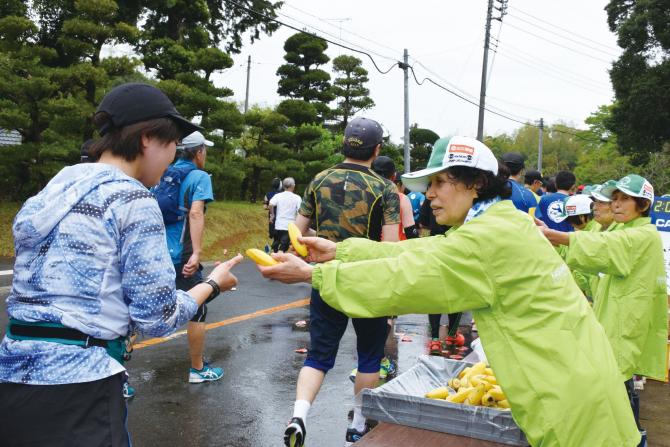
top-left (214, 0), bottom-right (620, 143)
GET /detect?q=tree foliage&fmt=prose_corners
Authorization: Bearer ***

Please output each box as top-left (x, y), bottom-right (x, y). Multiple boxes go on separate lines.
top-left (331, 55), bottom-right (374, 130)
top-left (605, 0), bottom-right (670, 163)
top-left (276, 33), bottom-right (334, 123)
top-left (409, 125), bottom-right (439, 169)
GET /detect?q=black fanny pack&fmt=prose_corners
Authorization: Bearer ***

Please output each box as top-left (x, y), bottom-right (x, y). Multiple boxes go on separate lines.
top-left (6, 319), bottom-right (131, 364)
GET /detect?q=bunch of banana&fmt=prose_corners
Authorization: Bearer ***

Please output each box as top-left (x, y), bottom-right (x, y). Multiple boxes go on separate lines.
top-left (424, 362), bottom-right (510, 410)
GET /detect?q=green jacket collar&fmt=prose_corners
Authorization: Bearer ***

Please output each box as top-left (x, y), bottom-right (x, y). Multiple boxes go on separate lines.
top-left (621, 216), bottom-right (651, 229)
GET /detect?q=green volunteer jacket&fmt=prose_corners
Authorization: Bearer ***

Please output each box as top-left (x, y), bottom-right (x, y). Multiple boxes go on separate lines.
top-left (586, 222), bottom-right (621, 305)
top-left (312, 201), bottom-right (639, 447)
top-left (567, 216), bottom-right (668, 381)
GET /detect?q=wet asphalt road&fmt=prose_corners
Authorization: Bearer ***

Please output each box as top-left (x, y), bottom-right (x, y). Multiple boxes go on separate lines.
top-left (0, 260), bottom-right (428, 447)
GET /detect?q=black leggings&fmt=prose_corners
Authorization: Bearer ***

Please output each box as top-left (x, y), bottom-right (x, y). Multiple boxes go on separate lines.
top-left (428, 313), bottom-right (460, 339)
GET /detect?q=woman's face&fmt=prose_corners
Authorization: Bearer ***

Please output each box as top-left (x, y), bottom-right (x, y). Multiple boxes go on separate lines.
top-left (138, 135), bottom-right (177, 187)
top-left (611, 191), bottom-right (644, 223)
top-left (593, 199), bottom-right (614, 226)
top-left (425, 172), bottom-right (478, 226)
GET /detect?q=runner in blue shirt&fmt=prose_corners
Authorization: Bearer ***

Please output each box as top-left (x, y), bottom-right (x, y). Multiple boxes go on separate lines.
top-left (536, 170), bottom-right (577, 232)
top-left (501, 152), bottom-right (537, 213)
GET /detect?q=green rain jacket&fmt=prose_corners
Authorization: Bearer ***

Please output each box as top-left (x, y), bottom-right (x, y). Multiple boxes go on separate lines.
top-left (312, 201), bottom-right (639, 447)
top-left (566, 217), bottom-right (668, 381)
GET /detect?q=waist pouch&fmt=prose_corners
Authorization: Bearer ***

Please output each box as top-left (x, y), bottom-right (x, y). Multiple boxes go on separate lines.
top-left (6, 319), bottom-right (131, 364)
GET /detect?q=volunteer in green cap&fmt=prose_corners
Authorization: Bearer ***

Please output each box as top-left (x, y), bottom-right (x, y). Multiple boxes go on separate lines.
top-left (541, 174), bottom-right (667, 446)
top-left (257, 136), bottom-right (641, 447)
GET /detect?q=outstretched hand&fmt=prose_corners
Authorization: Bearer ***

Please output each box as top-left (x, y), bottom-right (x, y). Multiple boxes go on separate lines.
top-left (208, 254), bottom-right (243, 291)
top-left (299, 237), bottom-right (337, 263)
top-left (257, 252), bottom-right (314, 284)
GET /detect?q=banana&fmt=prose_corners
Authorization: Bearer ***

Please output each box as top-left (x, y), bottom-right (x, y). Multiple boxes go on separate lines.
top-left (488, 385), bottom-right (505, 401)
top-left (447, 378), bottom-right (461, 390)
top-left (484, 367), bottom-right (494, 376)
top-left (482, 375), bottom-right (497, 385)
top-left (288, 223), bottom-right (308, 257)
top-left (445, 386), bottom-right (472, 403)
top-left (458, 367), bottom-right (471, 379)
top-left (245, 248), bottom-right (279, 266)
top-left (466, 383), bottom-right (487, 406)
top-left (459, 376), bottom-right (470, 388)
top-left (481, 392), bottom-right (496, 407)
top-left (497, 399), bottom-right (511, 409)
top-left (425, 386), bottom-right (450, 400)
top-left (467, 362), bottom-right (487, 377)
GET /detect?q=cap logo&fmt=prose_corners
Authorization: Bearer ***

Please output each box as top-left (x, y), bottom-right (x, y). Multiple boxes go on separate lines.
top-left (620, 176), bottom-right (632, 186)
top-left (449, 144), bottom-right (475, 155)
top-left (345, 137), bottom-right (364, 147)
top-left (643, 182), bottom-right (654, 199)
top-left (566, 205), bottom-right (576, 214)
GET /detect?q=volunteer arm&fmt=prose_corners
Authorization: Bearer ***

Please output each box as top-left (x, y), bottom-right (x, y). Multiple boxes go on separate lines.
top-left (565, 229), bottom-right (637, 276)
top-left (262, 230), bottom-right (493, 318)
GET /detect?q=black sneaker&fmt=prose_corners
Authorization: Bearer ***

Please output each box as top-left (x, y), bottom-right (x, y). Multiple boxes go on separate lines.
top-left (344, 425), bottom-right (370, 446)
top-left (284, 417), bottom-right (306, 447)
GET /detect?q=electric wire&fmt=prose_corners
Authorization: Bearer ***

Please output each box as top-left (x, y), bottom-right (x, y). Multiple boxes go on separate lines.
top-left (507, 6), bottom-right (620, 52)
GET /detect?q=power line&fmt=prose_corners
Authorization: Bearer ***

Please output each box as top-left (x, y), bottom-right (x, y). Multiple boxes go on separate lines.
top-left (281, 3), bottom-right (400, 58)
top-left (506, 14), bottom-right (619, 58)
top-left (508, 6), bottom-right (620, 52)
top-left (275, 10), bottom-right (398, 63)
top-left (503, 22), bottom-right (613, 63)
top-left (224, 0), bottom-right (399, 74)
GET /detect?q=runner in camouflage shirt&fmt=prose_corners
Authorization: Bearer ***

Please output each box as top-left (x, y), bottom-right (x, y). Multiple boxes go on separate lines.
top-left (299, 163), bottom-right (400, 242)
top-left (283, 117), bottom-right (400, 447)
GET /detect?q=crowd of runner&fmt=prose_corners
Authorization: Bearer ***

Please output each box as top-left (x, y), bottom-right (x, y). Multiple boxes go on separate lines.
top-left (0, 83), bottom-right (667, 447)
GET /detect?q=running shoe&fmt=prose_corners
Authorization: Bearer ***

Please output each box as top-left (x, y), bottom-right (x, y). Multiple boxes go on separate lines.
top-left (348, 368), bottom-right (358, 383)
top-left (429, 339), bottom-right (442, 355)
top-left (378, 358), bottom-right (396, 380)
top-left (122, 381), bottom-right (136, 399)
top-left (344, 425), bottom-right (370, 446)
top-left (284, 417), bottom-right (306, 447)
top-left (189, 364), bottom-right (224, 383)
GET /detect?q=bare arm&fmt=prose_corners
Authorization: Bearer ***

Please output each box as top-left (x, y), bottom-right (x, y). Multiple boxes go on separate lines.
top-left (295, 213), bottom-right (316, 237)
top-left (382, 224), bottom-right (399, 242)
top-left (182, 200), bottom-right (205, 277)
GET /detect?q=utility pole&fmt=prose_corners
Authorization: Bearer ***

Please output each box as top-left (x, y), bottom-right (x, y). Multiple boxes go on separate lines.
top-left (477, 0), bottom-right (508, 142)
top-left (537, 118), bottom-right (544, 171)
top-left (402, 49), bottom-right (410, 173)
top-left (476, 0), bottom-right (494, 142)
top-left (244, 55), bottom-right (251, 114)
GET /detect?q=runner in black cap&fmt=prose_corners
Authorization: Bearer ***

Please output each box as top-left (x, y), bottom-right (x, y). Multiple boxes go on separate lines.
top-left (0, 83), bottom-right (242, 446)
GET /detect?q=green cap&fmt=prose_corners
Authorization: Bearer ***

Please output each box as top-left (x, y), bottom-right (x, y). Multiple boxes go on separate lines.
top-left (590, 180), bottom-right (617, 202)
top-left (601, 174), bottom-right (654, 201)
top-left (401, 136), bottom-right (499, 192)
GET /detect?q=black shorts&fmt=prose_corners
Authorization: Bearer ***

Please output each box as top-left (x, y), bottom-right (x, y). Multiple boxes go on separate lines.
top-left (175, 263), bottom-right (207, 322)
top-left (0, 373), bottom-right (130, 447)
top-left (305, 288), bottom-right (388, 374)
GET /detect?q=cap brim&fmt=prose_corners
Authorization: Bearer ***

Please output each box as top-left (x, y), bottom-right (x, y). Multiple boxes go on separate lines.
top-left (401, 166), bottom-right (446, 192)
top-left (590, 191), bottom-right (611, 202)
top-left (169, 113), bottom-right (203, 139)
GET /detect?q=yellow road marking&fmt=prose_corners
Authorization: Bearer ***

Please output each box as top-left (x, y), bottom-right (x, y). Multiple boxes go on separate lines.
top-left (133, 298), bottom-right (310, 350)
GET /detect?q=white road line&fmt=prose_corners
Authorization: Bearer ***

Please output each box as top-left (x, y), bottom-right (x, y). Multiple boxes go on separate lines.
top-left (0, 270), bottom-right (13, 276)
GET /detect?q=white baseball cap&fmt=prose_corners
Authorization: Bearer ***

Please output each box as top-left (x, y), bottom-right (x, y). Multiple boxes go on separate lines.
top-left (401, 136), bottom-right (499, 193)
top-left (179, 131), bottom-right (214, 149)
top-left (555, 194), bottom-right (593, 222)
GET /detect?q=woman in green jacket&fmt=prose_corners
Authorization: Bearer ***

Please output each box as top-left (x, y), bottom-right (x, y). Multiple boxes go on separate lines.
top-left (541, 174), bottom-right (667, 446)
top-left (259, 136), bottom-right (640, 447)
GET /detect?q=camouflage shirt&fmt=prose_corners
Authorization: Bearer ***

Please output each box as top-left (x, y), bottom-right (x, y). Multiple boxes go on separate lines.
top-left (299, 163), bottom-right (400, 242)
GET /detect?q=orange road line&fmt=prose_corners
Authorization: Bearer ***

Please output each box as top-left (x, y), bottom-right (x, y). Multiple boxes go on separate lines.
top-left (133, 298), bottom-right (310, 350)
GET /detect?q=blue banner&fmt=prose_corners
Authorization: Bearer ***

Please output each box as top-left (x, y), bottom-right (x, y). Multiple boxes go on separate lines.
top-left (651, 196), bottom-right (670, 232)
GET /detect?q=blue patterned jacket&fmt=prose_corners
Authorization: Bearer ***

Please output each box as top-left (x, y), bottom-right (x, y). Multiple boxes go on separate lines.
top-left (0, 163), bottom-right (198, 384)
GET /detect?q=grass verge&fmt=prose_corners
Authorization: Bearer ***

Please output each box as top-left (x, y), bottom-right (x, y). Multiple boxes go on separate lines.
top-left (0, 201), bottom-right (270, 261)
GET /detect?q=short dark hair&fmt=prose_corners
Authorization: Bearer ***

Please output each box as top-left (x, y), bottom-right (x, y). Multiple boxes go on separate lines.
top-left (180, 145), bottom-right (204, 161)
top-left (343, 144), bottom-right (378, 161)
top-left (555, 171), bottom-right (576, 191)
top-left (567, 213), bottom-right (593, 227)
top-left (445, 161), bottom-right (512, 204)
top-left (633, 197), bottom-right (651, 217)
top-left (89, 113), bottom-right (181, 162)
top-left (545, 177), bottom-right (557, 193)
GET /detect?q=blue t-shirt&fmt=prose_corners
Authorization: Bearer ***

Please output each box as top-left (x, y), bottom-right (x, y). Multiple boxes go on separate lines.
top-left (165, 159), bottom-right (214, 265)
top-left (507, 179), bottom-right (537, 213)
top-left (407, 191), bottom-right (425, 223)
top-left (536, 192), bottom-right (573, 232)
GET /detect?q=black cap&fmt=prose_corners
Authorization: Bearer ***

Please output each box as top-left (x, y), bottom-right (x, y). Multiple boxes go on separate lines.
top-left (343, 117), bottom-right (383, 150)
top-left (501, 152), bottom-right (525, 169)
top-left (371, 156), bottom-right (396, 179)
top-left (524, 169), bottom-right (544, 185)
top-left (95, 83), bottom-right (202, 139)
